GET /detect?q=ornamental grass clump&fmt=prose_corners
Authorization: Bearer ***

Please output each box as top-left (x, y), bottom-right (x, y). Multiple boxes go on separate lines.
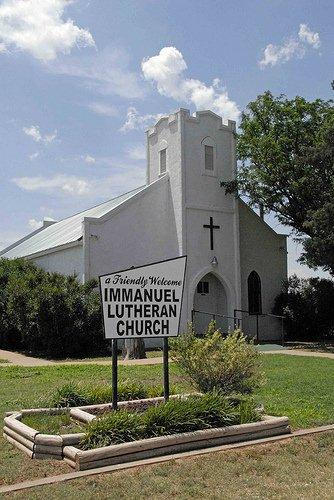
top-left (81, 393), bottom-right (261, 449)
top-left (171, 323), bottom-right (265, 395)
top-left (52, 383), bottom-right (89, 408)
top-left (142, 392), bottom-right (239, 436)
top-left (52, 381), bottom-right (167, 408)
top-left (82, 411), bottom-right (145, 449)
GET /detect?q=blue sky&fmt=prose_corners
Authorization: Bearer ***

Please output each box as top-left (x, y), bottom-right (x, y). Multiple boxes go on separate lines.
top-left (0, 0), bottom-right (333, 278)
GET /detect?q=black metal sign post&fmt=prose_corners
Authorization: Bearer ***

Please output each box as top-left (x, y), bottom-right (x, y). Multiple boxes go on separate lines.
top-left (163, 338), bottom-right (169, 402)
top-left (112, 338), bottom-right (118, 410)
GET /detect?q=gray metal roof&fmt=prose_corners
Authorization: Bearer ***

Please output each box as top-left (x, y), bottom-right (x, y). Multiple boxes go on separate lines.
top-left (1, 185), bottom-right (146, 259)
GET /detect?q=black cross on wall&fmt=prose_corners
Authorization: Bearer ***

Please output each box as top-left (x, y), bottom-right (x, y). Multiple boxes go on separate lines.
top-left (203, 216), bottom-right (220, 250)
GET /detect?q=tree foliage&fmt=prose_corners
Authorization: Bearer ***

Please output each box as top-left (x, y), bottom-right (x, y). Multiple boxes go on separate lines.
top-left (222, 90), bottom-right (334, 274)
top-left (273, 275), bottom-right (334, 341)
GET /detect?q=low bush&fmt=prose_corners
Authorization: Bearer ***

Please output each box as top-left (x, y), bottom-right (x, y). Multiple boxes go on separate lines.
top-left (52, 381), bottom-right (169, 408)
top-left (273, 275), bottom-right (334, 341)
top-left (170, 323), bottom-right (264, 395)
top-left (0, 258), bottom-right (107, 358)
top-left (81, 392), bottom-right (261, 449)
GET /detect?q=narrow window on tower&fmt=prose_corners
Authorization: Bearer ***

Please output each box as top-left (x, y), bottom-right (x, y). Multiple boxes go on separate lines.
top-left (205, 145), bottom-right (214, 171)
top-left (159, 148), bottom-right (167, 174)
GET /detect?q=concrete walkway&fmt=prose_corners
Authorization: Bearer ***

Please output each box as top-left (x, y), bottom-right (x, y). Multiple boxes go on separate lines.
top-left (0, 346), bottom-right (333, 367)
top-left (0, 349), bottom-right (53, 366)
top-left (0, 349), bottom-right (164, 367)
top-left (263, 349), bottom-right (334, 359)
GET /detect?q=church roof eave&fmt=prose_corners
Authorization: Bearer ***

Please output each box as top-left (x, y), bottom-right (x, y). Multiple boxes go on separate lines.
top-left (23, 239), bottom-right (83, 260)
top-left (238, 199), bottom-right (289, 238)
top-left (0, 184), bottom-right (147, 259)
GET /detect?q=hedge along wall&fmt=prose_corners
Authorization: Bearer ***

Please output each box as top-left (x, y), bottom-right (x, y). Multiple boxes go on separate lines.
top-left (0, 258), bottom-right (107, 358)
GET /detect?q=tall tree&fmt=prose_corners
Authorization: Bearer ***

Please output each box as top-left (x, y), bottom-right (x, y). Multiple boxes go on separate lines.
top-left (222, 90), bottom-right (334, 274)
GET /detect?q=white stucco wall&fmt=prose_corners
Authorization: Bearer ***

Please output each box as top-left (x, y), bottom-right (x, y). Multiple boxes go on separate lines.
top-left (30, 244), bottom-right (84, 281)
top-left (238, 200), bottom-right (288, 341)
top-left (86, 177), bottom-right (179, 279)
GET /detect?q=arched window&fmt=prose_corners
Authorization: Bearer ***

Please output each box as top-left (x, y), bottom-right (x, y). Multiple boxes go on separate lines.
top-left (201, 136), bottom-right (216, 176)
top-left (248, 271), bottom-right (262, 315)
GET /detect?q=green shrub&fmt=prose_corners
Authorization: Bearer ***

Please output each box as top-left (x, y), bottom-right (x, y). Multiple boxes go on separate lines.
top-left (170, 323), bottom-right (264, 395)
top-left (81, 392), bottom-right (261, 449)
top-left (273, 275), bottom-right (334, 341)
top-left (0, 258), bottom-right (107, 358)
top-left (52, 381), bottom-right (168, 408)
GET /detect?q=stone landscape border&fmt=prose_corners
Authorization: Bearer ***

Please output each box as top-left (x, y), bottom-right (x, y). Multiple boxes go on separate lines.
top-left (63, 415), bottom-right (290, 470)
top-left (3, 395), bottom-right (194, 460)
top-left (3, 409), bottom-right (84, 460)
top-left (3, 396), bottom-right (291, 470)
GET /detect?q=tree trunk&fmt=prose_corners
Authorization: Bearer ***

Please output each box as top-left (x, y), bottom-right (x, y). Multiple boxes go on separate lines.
top-left (122, 339), bottom-right (147, 360)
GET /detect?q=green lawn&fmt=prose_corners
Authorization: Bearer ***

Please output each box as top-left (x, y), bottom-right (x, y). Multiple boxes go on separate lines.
top-left (0, 354), bottom-right (333, 488)
top-left (8, 433), bottom-right (334, 500)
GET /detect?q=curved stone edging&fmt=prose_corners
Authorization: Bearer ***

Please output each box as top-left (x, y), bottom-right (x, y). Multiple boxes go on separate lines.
top-left (3, 396), bottom-right (291, 469)
top-left (63, 415), bottom-right (291, 471)
top-left (3, 395), bottom-right (190, 459)
top-left (3, 411), bottom-right (85, 460)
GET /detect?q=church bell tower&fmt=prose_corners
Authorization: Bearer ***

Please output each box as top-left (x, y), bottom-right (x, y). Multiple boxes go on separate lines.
top-left (146, 109), bottom-right (241, 328)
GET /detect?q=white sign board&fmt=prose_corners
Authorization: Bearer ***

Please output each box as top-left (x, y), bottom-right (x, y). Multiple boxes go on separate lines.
top-left (99, 256), bottom-right (187, 339)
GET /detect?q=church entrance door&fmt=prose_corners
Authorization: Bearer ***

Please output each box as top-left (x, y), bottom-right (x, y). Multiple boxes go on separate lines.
top-left (193, 273), bottom-right (227, 335)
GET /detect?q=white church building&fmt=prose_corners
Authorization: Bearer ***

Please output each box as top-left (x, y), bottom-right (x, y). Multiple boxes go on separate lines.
top-left (1, 109), bottom-right (287, 341)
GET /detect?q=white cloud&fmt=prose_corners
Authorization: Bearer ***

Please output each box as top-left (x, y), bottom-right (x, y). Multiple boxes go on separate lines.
top-left (141, 47), bottom-right (240, 123)
top-left (12, 166), bottom-right (146, 199)
top-left (29, 152), bottom-right (39, 160)
top-left (88, 102), bottom-right (118, 117)
top-left (84, 155), bottom-right (95, 164)
top-left (23, 125), bottom-right (42, 142)
top-left (28, 218), bottom-right (42, 230)
top-left (259, 39), bottom-right (305, 67)
top-left (298, 24), bottom-right (321, 49)
top-left (259, 23), bottom-right (321, 68)
top-left (126, 144), bottom-right (146, 161)
top-left (0, 0), bottom-right (95, 62)
top-left (50, 47), bottom-right (144, 99)
top-left (23, 125), bottom-right (57, 144)
top-left (120, 107), bottom-right (165, 132)
top-left (13, 174), bottom-right (90, 196)
top-left (44, 131), bottom-right (57, 144)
